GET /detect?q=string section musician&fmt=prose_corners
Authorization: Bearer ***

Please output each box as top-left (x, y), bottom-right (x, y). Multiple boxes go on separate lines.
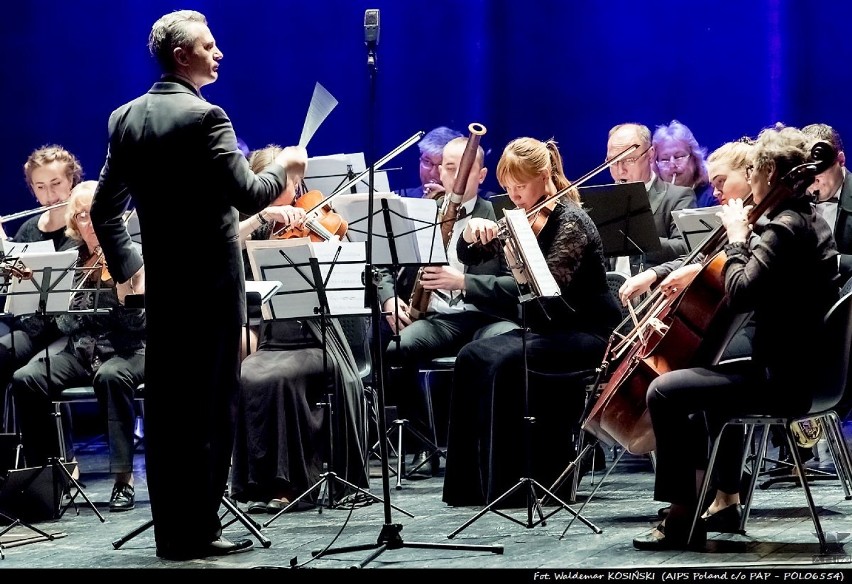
top-left (442, 137), bottom-right (622, 507)
top-left (378, 135), bottom-right (519, 479)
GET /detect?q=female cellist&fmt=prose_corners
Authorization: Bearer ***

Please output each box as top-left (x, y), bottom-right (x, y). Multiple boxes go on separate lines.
top-left (442, 137), bottom-right (622, 508)
top-left (632, 125), bottom-right (840, 551)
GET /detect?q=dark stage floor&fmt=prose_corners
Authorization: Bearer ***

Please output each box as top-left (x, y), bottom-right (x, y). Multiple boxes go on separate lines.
top-left (1, 425), bottom-right (851, 575)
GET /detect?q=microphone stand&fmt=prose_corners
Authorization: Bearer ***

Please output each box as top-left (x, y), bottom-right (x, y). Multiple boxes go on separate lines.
top-left (310, 14), bottom-right (503, 567)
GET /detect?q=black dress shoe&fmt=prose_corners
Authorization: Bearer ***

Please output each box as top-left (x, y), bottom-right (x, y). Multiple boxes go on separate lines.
top-left (206, 537), bottom-right (253, 556)
top-left (407, 450), bottom-right (437, 480)
top-left (157, 537), bottom-right (254, 561)
top-left (702, 504), bottom-right (743, 534)
top-left (633, 520), bottom-right (706, 551)
top-left (109, 483), bottom-right (135, 512)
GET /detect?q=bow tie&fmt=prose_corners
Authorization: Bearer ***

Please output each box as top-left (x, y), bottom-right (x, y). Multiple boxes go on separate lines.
top-left (816, 197), bottom-right (840, 205)
top-left (456, 207), bottom-right (469, 220)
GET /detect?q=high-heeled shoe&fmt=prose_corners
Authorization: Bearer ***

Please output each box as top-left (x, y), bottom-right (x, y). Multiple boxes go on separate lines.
top-left (702, 504), bottom-right (743, 534)
top-left (633, 518), bottom-right (707, 551)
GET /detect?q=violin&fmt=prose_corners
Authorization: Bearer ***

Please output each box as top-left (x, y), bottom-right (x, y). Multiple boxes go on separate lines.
top-left (272, 190), bottom-right (348, 242)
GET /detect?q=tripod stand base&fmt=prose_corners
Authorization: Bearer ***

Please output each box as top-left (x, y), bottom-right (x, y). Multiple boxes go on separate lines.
top-left (111, 495), bottom-right (271, 550)
top-left (264, 471), bottom-right (412, 528)
top-left (448, 477), bottom-right (602, 539)
top-left (311, 522), bottom-right (502, 568)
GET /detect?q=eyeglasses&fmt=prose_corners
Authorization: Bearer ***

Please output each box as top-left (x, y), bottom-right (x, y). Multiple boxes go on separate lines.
top-left (419, 156), bottom-right (442, 170)
top-left (74, 211), bottom-right (91, 225)
top-left (611, 147), bottom-right (651, 168)
top-left (745, 165), bottom-right (755, 182)
top-left (656, 154), bottom-right (691, 168)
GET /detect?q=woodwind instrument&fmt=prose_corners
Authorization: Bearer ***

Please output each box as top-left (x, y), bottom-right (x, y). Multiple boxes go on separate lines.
top-left (407, 123), bottom-right (486, 320)
top-left (0, 200), bottom-right (69, 223)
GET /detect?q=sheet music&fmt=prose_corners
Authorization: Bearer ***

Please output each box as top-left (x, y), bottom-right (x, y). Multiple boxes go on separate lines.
top-left (332, 193), bottom-right (446, 267)
top-left (4, 249), bottom-right (78, 315)
top-left (304, 152), bottom-right (391, 196)
top-left (1, 240), bottom-right (55, 256)
top-left (504, 209), bottom-right (560, 299)
top-left (672, 205), bottom-right (722, 252)
top-left (246, 238), bottom-right (368, 319)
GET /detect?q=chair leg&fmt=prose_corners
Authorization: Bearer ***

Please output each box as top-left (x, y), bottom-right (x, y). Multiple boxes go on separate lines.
top-left (784, 422), bottom-right (831, 553)
top-left (741, 422), bottom-right (772, 531)
top-left (823, 412), bottom-right (852, 499)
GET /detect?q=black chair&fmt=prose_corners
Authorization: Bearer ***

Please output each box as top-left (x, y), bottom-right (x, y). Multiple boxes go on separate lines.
top-left (51, 383), bottom-right (146, 462)
top-left (690, 290), bottom-right (852, 553)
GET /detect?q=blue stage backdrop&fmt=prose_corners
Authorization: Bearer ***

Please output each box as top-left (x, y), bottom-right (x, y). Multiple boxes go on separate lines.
top-left (1, 0), bottom-right (849, 217)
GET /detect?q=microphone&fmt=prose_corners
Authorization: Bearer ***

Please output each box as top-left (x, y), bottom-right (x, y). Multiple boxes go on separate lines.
top-left (364, 9), bottom-right (380, 48)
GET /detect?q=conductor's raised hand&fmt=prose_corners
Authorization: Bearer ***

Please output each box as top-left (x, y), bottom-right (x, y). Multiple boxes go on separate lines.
top-left (274, 146), bottom-right (308, 182)
top-left (464, 218), bottom-right (498, 245)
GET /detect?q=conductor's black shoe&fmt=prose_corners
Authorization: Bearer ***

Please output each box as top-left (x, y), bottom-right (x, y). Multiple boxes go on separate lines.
top-left (109, 483), bottom-right (135, 512)
top-left (156, 537), bottom-right (254, 561)
top-left (407, 450), bottom-right (437, 480)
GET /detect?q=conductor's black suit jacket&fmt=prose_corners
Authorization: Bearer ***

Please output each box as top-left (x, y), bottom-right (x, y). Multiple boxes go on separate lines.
top-left (90, 75), bottom-right (286, 551)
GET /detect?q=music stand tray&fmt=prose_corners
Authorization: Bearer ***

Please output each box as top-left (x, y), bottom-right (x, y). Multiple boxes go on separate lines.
top-left (580, 182), bottom-right (661, 258)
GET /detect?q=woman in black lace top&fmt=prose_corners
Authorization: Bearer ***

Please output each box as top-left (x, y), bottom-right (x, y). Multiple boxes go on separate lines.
top-left (442, 137), bottom-right (622, 507)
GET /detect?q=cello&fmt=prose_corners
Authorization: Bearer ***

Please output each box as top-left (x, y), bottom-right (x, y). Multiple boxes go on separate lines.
top-left (582, 141), bottom-right (837, 455)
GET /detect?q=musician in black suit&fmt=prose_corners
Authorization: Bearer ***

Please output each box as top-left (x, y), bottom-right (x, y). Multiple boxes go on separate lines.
top-left (90, 9), bottom-right (307, 561)
top-left (607, 123), bottom-right (696, 275)
top-left (803, 124), bottom-right (852, 284)
top-left (378, 136), bottom-right (519, 478)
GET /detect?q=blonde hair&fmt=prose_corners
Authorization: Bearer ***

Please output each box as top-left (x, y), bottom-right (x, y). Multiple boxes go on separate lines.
top-left (248, 144), bottom-right (283, 173)
top-left (706, 139), bottom-right (755, 177)
top-left (496, 137), bottom-right (579, 205)
top-left (64, 180), bottom-right (98, 241)
top-left (751, 124), bottom-right (810, 180)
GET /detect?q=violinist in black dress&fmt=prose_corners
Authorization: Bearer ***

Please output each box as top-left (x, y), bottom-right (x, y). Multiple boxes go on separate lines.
top-left (442, 137), bottom-right (622, 507)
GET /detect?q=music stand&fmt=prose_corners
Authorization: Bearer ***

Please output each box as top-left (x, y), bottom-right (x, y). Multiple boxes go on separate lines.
top-left (307, 148), bottom-right (503, 566)
top-left (447, 210), bottom-right (602, 539)
top-left (672, 205), bottom-right (723, 252)
top-left (335, 192), bottom-right (451, 484)
top-left (244, 238), bottom-right (407, 525)
top-left (580, 182), bottom-right (661, 259)
top-left (3, 250), bottom-right (105, 522)
top-left (304, 152), bottom-right (391, 196)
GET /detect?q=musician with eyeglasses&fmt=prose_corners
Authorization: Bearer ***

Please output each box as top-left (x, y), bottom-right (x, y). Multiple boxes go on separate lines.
top-left (606, 123), bottom-right (696, 276)
top-left (394, 126), bottom-right (463, 200)
top-left (652, 120), bottom-right (716, 208)
top-left (10, 181), bottom-right (145, 513)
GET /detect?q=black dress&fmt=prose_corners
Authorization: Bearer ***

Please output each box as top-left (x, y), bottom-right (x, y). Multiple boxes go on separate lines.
top-left (442, 202), bottom-right (622, 507)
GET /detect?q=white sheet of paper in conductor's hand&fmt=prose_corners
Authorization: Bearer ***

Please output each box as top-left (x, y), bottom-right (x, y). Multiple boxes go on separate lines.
top-left (4, 249), bottom-right (79, 315)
